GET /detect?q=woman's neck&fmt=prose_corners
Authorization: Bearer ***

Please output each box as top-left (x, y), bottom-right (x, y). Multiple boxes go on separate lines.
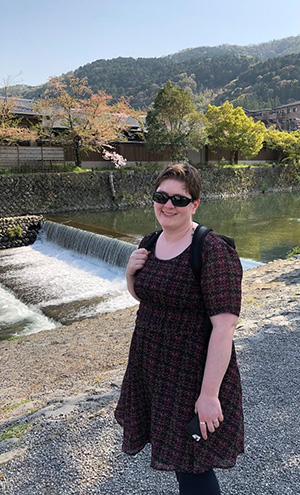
top-left (162, 221), bottom-right (195, 243)
top-left (155, 221), bottom-right (196, 261)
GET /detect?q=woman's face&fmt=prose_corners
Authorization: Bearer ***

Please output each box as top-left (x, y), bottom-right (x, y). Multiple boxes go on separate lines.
top-left (154, 178), bottom-right (200, 231)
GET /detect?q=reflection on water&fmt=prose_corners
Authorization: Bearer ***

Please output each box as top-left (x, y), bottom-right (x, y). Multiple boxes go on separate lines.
top-left (47, 192), bottom-right (300, 263)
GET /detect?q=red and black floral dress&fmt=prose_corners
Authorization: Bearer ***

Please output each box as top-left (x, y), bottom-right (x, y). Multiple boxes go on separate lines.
top-left (115, 231), bottom-right (244, 473)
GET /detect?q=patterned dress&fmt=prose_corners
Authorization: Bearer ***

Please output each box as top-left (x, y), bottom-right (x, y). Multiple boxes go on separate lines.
top-left (115, 231), bottom-right (244, 473)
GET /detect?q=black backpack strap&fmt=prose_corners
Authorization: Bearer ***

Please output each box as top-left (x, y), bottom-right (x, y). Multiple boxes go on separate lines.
top-left (190, 224), bottom-right (212, 280)
top-left (190, 224), bottom-right (213, 343)
top-left (143, 230), bottom-right (162, 251)
top-left (191, 225), bottom-right (236, 280)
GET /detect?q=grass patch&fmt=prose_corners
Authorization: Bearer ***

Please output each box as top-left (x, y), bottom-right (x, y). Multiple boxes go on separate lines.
top-left (0, 423), bottom-right (29, 440)
top-left (215, 162), bottom-right (275, 169)
top-left (0, 399), bottom-right (30, 412)
top-left (0, 162), bottom-right (92, 175)
top-left (72, 166), bottom-right (92, 173)
top-left (7, 335), bottom-right (22, 341)
top-left (286, 246), bottom-right (300, 258)
top-left (27, 409), bottom-right (39, 416)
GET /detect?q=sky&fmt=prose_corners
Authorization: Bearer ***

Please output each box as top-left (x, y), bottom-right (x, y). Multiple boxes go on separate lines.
top-left (1, 0), bottom-right (300, 87)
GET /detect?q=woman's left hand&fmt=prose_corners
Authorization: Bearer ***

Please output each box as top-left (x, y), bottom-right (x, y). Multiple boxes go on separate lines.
top-left (194, 393), bottom-right (224, 440)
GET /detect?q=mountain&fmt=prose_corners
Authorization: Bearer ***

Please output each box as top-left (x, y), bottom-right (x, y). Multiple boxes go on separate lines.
top-left (215, 53), bottom-right (300, 109)
top-left (2, 35), bottom-right (300, 111)
top-left (72, 54), bottom-right (254, 109)
top-left (168, 35), bottom-right (300, 62)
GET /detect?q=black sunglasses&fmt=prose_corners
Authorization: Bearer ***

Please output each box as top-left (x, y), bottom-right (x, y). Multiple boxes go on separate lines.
top-left (152, 191), bottom-right (194, 207)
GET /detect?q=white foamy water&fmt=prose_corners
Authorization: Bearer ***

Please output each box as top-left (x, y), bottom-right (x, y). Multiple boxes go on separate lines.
top-left (241, 258), bottom-right (264, 271)
top-left (0, 234), bottom-right (261, 339)
top-left (0, 239), bottom-right (137, 339)
top-left (0, 284), bottom-right (57, 338)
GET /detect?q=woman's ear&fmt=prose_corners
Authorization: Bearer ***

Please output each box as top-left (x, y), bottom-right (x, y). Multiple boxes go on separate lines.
top-left (192, 199), bottom-right (200, 214)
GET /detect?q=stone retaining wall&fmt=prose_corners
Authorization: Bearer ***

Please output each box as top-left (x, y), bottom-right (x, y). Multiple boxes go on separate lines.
top-left (0, 165), bottom-right (299, 217)
top-left (0, 216), bottom-right (43, 250)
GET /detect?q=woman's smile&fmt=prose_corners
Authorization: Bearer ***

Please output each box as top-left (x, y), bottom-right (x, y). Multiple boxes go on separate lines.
top-left (161, 209), bottom-right (176, 216)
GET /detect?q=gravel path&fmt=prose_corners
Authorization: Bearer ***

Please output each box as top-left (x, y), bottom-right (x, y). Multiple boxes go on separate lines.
top-left (0, 257), bottom-right (299, 494)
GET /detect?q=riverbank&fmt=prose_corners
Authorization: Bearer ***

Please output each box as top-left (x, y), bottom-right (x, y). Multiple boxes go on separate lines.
top-left (1, 165), bottom-right (300, 217)
top-left (0, 256), bottom-right (299, 494)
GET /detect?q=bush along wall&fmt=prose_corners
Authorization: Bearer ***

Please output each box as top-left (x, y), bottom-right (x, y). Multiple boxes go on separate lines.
top-left (0, 216), bottom-right (43, 250)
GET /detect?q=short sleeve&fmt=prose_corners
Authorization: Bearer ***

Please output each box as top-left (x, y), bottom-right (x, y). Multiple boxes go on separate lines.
top-left (200, 232), bottom-right (242, 317)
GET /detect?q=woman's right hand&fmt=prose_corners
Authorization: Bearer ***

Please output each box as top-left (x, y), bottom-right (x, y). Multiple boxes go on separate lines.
top-left (126, 248), bottom-right (149, 277)
top-left (126, 248), bottom-right (149, 301)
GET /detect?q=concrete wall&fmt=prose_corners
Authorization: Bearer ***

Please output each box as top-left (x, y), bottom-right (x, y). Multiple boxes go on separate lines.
top-left (0, 165), bottom-right (299, 218)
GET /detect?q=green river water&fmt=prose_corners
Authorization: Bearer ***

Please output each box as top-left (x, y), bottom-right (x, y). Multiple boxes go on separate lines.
top-left (47, 191), bottom-right (300, 263)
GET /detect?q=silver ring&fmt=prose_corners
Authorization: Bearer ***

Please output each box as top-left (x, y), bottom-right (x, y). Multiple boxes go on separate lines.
top-left (213, 420), bottom-right (219, 424)
top-left (199, 421), bottom-right (206, 425)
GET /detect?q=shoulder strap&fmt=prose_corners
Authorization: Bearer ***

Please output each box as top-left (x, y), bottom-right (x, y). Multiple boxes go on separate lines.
top-left (190, 224), bottom-right (212, 280)
top-left (143, 230), bottom-right (162, 251)
top-left (191, 224), bottom-right (236, 282)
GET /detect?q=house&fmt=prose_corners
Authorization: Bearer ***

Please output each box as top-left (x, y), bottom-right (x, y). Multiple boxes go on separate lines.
top-left (245, 102), bottom-right (300, 131)
top-left (0, 97), bottom-right (40, 128)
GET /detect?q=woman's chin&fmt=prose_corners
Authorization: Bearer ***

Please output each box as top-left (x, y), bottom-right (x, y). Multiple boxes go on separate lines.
top-left (159, 216), bottom-right (176, 228)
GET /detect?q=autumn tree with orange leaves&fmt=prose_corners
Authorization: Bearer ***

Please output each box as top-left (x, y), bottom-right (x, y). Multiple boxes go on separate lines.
top-left (0, 77), bottom-right (37, 145)
top-left (35, 75), bottom-right (135, 167)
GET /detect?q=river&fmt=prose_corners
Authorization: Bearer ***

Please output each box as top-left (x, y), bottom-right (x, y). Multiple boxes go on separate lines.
top-left (47, 191), bottom-right (300, 263)
top-left (0, 191), bottom-right (299, 340)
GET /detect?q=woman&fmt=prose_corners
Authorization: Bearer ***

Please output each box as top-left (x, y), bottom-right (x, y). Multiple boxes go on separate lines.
top-left (115, 163), bottom-right (244, 494)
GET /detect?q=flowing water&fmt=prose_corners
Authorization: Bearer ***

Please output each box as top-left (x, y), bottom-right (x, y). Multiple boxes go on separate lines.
top-left (0, 233), bottom-right (137, 340)
top-left (1, 192), bottom-right (299, 340)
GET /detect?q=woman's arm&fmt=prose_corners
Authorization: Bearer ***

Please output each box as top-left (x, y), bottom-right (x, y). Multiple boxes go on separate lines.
top-left (194, 312), bottom-right (238, 440)
top-left (126, 248), bottom-right (149, 301)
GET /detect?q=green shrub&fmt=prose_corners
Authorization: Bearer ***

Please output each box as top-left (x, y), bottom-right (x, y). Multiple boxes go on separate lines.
top-left (8, 225), bottom-right (22, 239)
top-left (286, 246), bottom-right (300, 258)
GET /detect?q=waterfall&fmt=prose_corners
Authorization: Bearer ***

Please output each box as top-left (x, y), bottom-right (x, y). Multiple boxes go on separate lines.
top-left (42, 220), bottom-right (136, 268)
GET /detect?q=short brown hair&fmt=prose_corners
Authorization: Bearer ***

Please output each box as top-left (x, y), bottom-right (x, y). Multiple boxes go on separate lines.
top-left (155, 163), bottom-right (201, 200)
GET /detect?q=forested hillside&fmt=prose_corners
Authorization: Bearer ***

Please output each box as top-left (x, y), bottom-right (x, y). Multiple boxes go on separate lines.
top-left (3, 35), bottom-right (300, 111)
top-left (215, 53), bottom-right (300, 109)
top-left (73, 54), bottom-right (254, 108)
top-left (169, 35), bottom-right (300, 62)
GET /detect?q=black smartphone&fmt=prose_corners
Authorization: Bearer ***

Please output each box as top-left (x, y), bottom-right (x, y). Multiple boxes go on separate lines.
top-left (186, 414), bottom-right (202, 441)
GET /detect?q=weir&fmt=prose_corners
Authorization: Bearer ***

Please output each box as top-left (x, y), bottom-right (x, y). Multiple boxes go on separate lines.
top-left (42, 220), bottom-right (136, 268)
top-left (0, 222), bottom-right (139, 340)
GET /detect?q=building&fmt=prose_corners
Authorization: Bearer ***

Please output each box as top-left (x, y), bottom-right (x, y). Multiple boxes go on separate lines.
top-left (245, 101), bottom-right (300, 131)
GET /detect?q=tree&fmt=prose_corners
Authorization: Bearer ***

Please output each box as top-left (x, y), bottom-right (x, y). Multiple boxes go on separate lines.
top-left (205, 101), bottom-right (266, 164)
top-left (35, 75), bottom-right (136, 167)
top-left (145, 81), bottom-right (207, 161)
top-left (0, 76), bottom-right (37, 145)
top-left (265, 127), bottom-right (300, 164)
